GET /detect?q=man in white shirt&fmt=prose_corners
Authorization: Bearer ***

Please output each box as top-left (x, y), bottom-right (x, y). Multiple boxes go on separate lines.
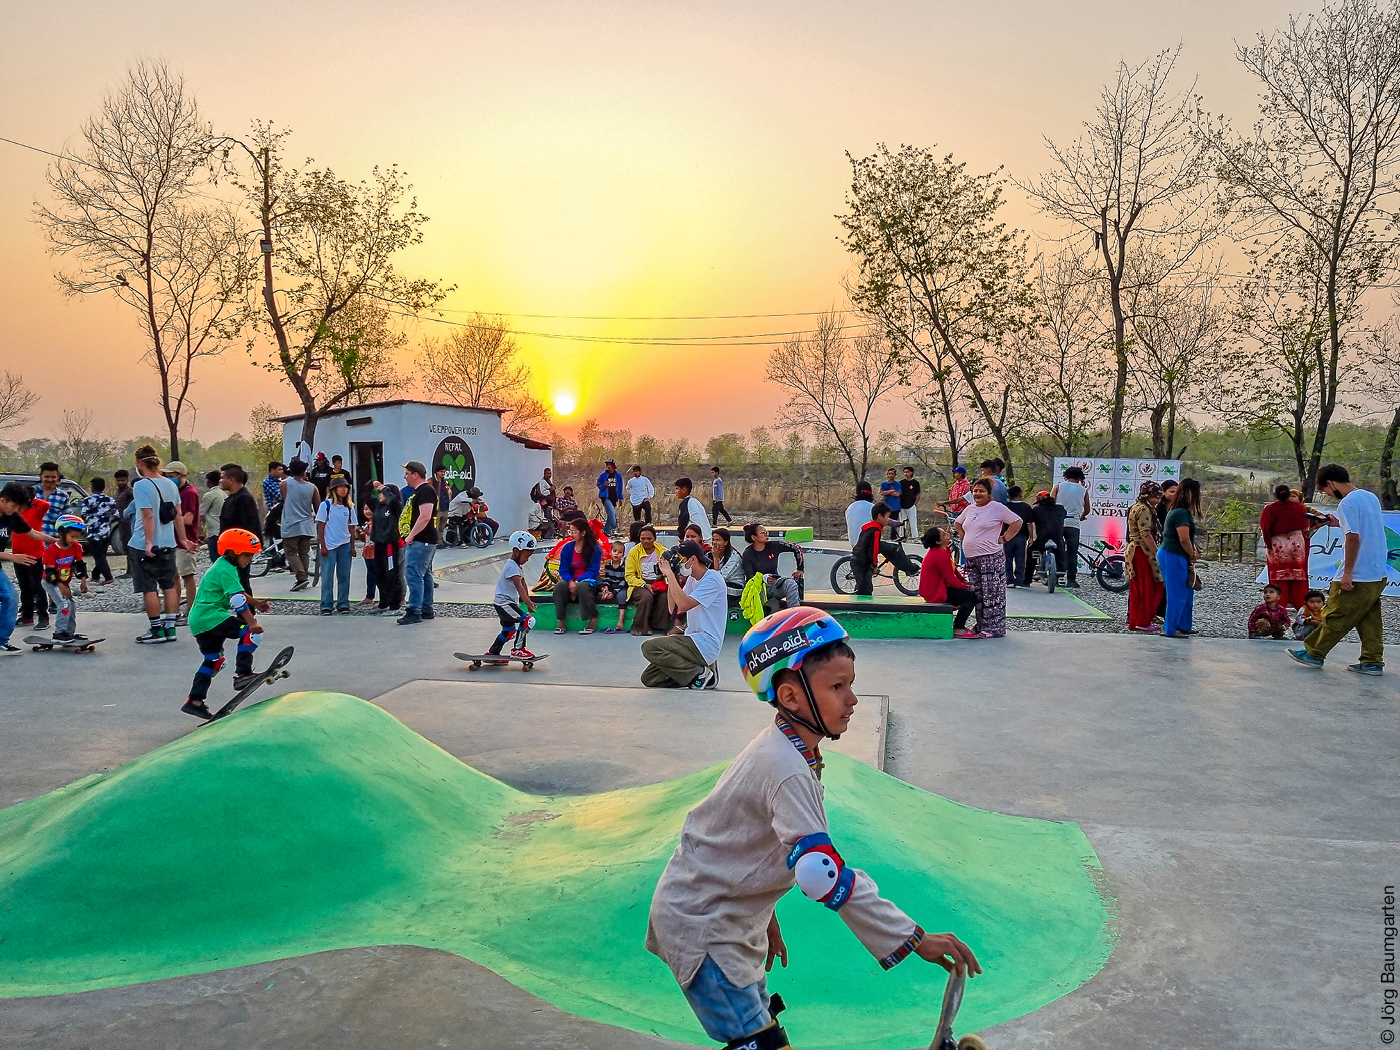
top-left (626, 465), bottom-right (654, 524)
top-left (1289, 463), bottom-right (1388, 675)
top-left (640, 540), bottom-right (725, 689)
top-left (845, 483), bottom-right (874, 547)
top-left (674, 477), bottom-right (711, 542)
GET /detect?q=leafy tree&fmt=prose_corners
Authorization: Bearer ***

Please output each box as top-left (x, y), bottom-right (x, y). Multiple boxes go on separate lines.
top-left (765, 309), bottom-right (899, 484)
top-left (704, 433), bottom-right (746, 466)
top-left (36, 60), bottom-right (248, 460)
top-left (221, 124), bottom-right (449, 453)
top-left (1024, 46), bottom-right (1215, 456)
top-left (782, 431), bottom-right (806, 467)
top-left (601, 429), bottom-right (634, 465)
top-left (1363, 313), bottom-right (1400, 508)
top-left (635, 433), bottom-right (663, 464)
top-left (248, 401), bottom-right (284, 468)
top-left (1201, 0), bottom-right (1400, 494)
top-left (840, 145), bottom-right (1036, 481)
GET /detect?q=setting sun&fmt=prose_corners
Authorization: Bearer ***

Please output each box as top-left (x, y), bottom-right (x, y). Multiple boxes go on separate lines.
top-left (552, 393), bottom-right (578, 417)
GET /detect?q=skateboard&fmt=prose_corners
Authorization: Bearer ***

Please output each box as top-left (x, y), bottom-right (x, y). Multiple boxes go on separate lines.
top-left (454, 652), bottom-right (549, 671)
top-left (929, 971), bottom-right (986, 1050)
top-left (25, 635), bottom-right (104, 654)
top-left (205, 646), bottom-right (295, 724)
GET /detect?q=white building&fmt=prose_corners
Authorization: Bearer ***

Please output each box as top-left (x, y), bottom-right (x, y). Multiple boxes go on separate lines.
top-left (275, 400), bottom-right (552, 535)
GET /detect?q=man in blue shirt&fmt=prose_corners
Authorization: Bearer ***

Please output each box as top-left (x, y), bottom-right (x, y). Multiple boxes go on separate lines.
top-left (597, 458), bottom-right (624, 537)
top-left (878, 468), bottom-right (902, 540)
top-left (262, 462), bottom-right (285, 512)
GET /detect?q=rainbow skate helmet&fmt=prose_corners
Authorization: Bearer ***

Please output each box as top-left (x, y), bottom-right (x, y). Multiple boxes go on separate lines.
top-left (739, 606), bottom-right (850, 703)
top-left (53, 514), bottom-right (86, 534)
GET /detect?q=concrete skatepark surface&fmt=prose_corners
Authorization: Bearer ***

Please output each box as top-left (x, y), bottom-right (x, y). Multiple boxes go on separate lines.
top-left (0, 611), bottom-right (1395, 1048)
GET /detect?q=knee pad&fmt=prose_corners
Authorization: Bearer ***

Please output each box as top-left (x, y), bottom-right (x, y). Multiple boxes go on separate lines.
top-left (199, 653), bottom-right (226, 678)
top-left (723, 1022), bottom-right (791, 1050)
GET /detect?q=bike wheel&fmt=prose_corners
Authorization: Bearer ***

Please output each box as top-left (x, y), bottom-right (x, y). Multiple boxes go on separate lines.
top-left (249, 550), bottom-right (272, 578)
top-left (1044, 551), bottom-right (1057, 594)
top-left (831, 556), bottom-right (857, 595)
top-left (893, 564), bottom-right (920, 596)
top-left (1096, 554), bottom-right (1129, 593)
top-left (310, 546), bottom-right (321, 586)
top-left (469, 523), bottom-right (493, 548)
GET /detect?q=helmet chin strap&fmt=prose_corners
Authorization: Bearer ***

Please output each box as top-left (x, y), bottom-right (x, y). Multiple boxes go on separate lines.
top-left (783, 668), bottom-right (841, 741)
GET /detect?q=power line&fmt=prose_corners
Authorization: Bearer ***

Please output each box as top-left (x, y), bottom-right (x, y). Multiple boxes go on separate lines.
top-left (404, 310), bottom-right (853, 347)
top-left (433, 306), bottom-right (835, 321)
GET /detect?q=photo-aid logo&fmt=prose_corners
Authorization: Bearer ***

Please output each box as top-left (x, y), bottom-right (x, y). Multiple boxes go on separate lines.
top-left (745, 626), bottom-right (811, 676)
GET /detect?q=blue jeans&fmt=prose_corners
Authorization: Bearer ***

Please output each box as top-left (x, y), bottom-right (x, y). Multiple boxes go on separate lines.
top-left (405, 541), bottom-right (436, 613)
top-left (1157, 547), bottom-right (1194, 636)
top-left (0, 567), bottom-right (16, 645)
top-left (681, 956), bottom-right (772, 1043)
top-left (320, 543), bottom-right (352, 610)
top-left (602, 498), bottom-right (617, 534)
top-left (1004, 532), bottom-right (1026, 584)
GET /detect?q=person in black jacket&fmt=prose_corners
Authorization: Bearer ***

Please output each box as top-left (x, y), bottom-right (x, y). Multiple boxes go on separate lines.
top-left (218, 464), bottom-right (264, 597)
top-left (851, 503), bottom-right (921, 595)
top-left (1024, 491), bottom-right (1066, 586)
top-left (739, 522), bottom-right (804, 609)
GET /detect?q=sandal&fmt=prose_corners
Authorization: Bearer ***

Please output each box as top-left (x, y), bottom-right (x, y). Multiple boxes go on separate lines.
top-left (578, 628), bottom-right (595, 635)
top-left (603, 626), bottom-right (622, 634)
top-left (554, 627), bottom-right (567, 635)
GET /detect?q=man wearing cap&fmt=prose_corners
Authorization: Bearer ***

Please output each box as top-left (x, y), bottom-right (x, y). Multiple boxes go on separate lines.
top-left (597, 458), bottom-right (624, 537)
top-left (163, 461), bottom-right (201, 623)
top-left (640, 540), bottom-right (725, 689)
top-left (398, 461), bottom-right (440, 625)
top-left (938, 466), bottom-right (971, 518)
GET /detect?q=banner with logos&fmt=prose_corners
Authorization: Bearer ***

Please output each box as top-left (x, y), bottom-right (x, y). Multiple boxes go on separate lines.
top-left (1051, 458), bottom-right (1182, 548)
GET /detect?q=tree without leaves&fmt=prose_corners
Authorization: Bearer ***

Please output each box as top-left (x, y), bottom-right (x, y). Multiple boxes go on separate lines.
top-left (35, 60), bottom-right (244, 461)
top-left (54, 409), bottom-right (116, 483)
top-left (1123, 249), bottom-right (1231, 459)
top-left (1216, 233), bottom-right (1381, 493)
top-left (765, 309), bottom-right (900, 484)
top-left (1362, 312), bottom-right (1400, 508)
top-left (1023, 46), bottom-right (1216, 457)
top-left (840, 145), bottom-right (1035, 482)
top-left (1008, 248), bottom-right (1115, 459)
top-left (220, 124), bottom-right (448, 454)
top-left (0, 373), bottom-right (39, 434)
top-left (1200, 0), bottom-right (1400, 495)
top-left (416, 314), bottom-right (549, 437)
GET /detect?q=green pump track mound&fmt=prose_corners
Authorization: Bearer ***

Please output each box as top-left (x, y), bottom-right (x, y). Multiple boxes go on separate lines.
top-left (0, 692), bottom-right (1113, 1048)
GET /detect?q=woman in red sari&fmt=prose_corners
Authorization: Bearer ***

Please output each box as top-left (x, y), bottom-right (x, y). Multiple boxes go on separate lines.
top-left (1258, 483), bottom-right (1312, 609)
top-left (1124, 481), bottom-right (1165, 632)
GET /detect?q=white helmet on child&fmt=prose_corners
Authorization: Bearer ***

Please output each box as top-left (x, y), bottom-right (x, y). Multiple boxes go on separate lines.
top-left (509, 530), bottom-right (537, 551)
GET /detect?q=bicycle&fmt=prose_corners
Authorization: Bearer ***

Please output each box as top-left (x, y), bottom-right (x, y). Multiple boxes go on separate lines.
top-left (1028, 539), bottom-right (1061, 594)
top-left (829, 553), bottom-right (921, 596)
top-left (249, 536), bottom-right (320, 585)
top-left (1078, 541), bottom-right (1129, 593)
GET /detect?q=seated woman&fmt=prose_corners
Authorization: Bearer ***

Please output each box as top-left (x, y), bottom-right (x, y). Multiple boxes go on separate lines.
top-left (711, 527), bottom-right (745, 610)
top-left (739, 522), bottom-right (804, 610)
top-left (553, 517), bottom-right (601, 635)
top-left (625, 524), bottom-right (672, 636)
top-left (919, 526), bottom-right (980, 639)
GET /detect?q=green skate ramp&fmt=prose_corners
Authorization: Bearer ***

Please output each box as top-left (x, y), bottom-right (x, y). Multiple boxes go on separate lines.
top-left (0, 692), bottom-right (1113, 1049)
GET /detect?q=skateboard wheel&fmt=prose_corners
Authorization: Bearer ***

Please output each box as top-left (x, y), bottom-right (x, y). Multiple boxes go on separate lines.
top-left (32, 645), bottom-right (43, 652)
top-left (470, 661), bottom-right (482, 669)
top-left (523, 662), bottom-right (533, 670)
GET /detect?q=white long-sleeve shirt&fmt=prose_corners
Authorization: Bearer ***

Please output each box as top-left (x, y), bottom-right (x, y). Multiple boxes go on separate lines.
top-left (646, 719), bottom-right (923, 989)
top-left (625, 474), bottom-right (654, 506)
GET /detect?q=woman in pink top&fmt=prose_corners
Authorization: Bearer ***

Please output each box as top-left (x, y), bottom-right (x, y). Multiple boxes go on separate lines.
top-left (954, 479), bottom-right (1024, 637)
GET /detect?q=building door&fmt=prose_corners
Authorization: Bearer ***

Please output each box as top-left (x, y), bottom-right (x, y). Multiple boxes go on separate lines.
top-left (349, 442), bottom-right (384, 517)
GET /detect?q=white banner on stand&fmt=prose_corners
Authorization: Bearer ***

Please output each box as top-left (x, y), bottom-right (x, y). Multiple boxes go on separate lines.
top-left (1052, 458), bottom-right (1181, 548)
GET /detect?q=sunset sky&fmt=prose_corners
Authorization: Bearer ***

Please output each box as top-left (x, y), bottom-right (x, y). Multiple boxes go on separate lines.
top-left (1, 0), bottom-right (1302, 445)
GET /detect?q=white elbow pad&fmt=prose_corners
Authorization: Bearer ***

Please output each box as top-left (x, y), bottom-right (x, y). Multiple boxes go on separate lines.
top-left (787, 833), bottom-right (855, 911)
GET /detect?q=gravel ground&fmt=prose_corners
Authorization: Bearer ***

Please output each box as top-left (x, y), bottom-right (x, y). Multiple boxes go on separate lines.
top-left (33, 556), bottom-right (1400, 641)
top-left (1010, 560), bottom-right (1400, 643)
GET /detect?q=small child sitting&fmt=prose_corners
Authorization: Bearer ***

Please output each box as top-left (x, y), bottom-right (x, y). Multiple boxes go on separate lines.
top-left (1293, 588), bottom-right (1326, 641)
top-left (1248, 584), bottom-right (1292, 639)
top-left (599, 541), bottom-right (629, 633)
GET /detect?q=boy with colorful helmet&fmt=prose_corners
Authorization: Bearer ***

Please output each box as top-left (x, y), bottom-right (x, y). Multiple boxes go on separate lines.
top-left (181, 528), bottom-right (267, 720)
top-left (42, 514), bottom-right (89, 642)
top-left (646, 607), bottom-right (980, 1049)
top-left (487, 531), bottom-right (539, 660)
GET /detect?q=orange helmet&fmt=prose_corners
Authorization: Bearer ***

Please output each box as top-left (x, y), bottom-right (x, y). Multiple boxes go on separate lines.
top-left (217, 528), bottom-right (262, 557)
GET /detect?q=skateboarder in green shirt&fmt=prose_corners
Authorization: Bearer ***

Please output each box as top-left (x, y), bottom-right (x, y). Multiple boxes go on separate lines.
top-left (182, 528), bottom-right (269, 720)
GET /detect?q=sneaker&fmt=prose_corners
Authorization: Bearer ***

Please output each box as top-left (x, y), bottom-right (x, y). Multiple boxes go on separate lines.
top-left (320, 608), bottom-right (334, 616)
top-left (421, 609), bottom-right (435, 620)
top-left (17, 617), bottom-right (33, 627)
top-left (689, 664), bottom-right (719, 690)
top-left (175, 615), bottom-right (188, 627)
top-left (181, 698), bottom-right (214, 721)
top-left (1347, 663), bottom-right (1384, 676)
top-left (36, 620), bottom-right (50, 633)
top-left (336, 607), bottom-right (352, 615)
top-left (135, 628), bottom-right (166, 644)
top-left (163, 626), bottom-right (178, 641)
top-left (52, 632), bottom-right (74, 643)
top-left (397, 611), bottom-right (423, 625)
top-left (290, 579), bottom-right (309, 592)
top-left (1286, 648), bottom-right (1325, 669)
top-left (232, 671), bottom-right (258, 690)
top-left (381, 607), bottom-right (402, 617)
top-left (510, 647), bottom-right (536, 660)
top-left (0, 643), bottom-right (22, 655)
top-left (1065, 580), bottom-right (1080, 588)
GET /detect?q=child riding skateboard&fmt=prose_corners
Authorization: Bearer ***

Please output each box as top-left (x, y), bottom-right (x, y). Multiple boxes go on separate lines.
top-left (181, 528), bottom-right (271, 720)
top-left (486, 531), bottom-right (540, 660)
top-left (645, 607), bottom-right (981, 1049)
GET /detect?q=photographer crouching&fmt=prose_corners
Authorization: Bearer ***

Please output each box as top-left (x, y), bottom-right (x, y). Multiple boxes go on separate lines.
top-left (640, 540), bottom-right (725, 690)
